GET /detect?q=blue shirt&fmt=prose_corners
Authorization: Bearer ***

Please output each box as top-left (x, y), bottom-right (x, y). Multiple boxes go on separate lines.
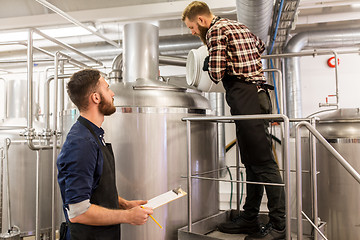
top-left (57, 116), bottom-right (105, 216)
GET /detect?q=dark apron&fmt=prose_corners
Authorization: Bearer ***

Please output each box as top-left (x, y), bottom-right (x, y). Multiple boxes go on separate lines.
top-left (69, 117), bottom-right (121, 240)
top-left (221, 74), bottom-right (274, 165)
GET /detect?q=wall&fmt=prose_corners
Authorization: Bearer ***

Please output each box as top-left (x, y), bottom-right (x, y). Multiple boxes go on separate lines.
top-left (299, 51), bottom-right (360, 117)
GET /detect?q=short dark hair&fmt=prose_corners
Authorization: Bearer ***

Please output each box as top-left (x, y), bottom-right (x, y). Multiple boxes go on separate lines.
top-left (67, 69), bottom-right (100, 111)
top-left (182, 1), bottom-right (212, 21)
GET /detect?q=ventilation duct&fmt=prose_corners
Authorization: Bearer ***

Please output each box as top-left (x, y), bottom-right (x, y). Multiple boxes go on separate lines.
top-left (284, 28), bottom-right (360, 119)
top-left (236, 0), bottom-right (273, 43)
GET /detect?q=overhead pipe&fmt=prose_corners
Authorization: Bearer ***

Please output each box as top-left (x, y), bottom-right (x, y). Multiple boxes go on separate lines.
top-left (235, 0), bottom-right (274, 43)
top-left (284, 27), bottom-right (360, 119)
top-left (34, 0), bottom-right (121, 48)
top-left (32, 28), bottom-right (103, 66)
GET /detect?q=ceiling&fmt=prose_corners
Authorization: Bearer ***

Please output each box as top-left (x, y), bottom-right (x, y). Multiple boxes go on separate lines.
top-left (0, 0), bottom-right (360, 64)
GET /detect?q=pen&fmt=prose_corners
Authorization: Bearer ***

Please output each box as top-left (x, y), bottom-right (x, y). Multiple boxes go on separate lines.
top-left (141, 206), bottom-right (163, 229)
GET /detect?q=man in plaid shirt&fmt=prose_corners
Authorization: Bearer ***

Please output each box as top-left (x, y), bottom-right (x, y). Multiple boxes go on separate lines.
top-left (182, 2), bottom-right (285, 240)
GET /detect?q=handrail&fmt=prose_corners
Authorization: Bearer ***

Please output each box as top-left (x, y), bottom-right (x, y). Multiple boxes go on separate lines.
top-left (183, 114), bottom-right (291, 240)
top-left (295, 121), bottom-right (360, 240)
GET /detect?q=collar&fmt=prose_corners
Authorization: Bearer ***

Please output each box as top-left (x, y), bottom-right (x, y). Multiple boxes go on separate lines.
top-left (210, 16), bottom-right (221, 28)
top-left (78, 115), bottom-right (105, 137)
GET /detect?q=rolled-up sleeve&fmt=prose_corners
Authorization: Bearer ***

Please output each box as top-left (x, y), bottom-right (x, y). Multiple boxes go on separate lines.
top-left (57, 135), bottom-right (100, 206)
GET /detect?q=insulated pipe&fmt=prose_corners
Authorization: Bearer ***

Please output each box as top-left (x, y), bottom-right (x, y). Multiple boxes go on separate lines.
top-left (123, 22), bottom-right (159, 82)
top-left (284, 28), bottom-right (360, 119)
top-left (236, 0), bottom-right (273, 43)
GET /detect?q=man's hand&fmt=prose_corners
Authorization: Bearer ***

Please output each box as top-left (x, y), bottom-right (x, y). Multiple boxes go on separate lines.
top-left (118, 196), bottom-right (147, 210)
top-left (203, 56), bottom-right (209, 71)
top-left (126, 206), bottom-right (153, 225)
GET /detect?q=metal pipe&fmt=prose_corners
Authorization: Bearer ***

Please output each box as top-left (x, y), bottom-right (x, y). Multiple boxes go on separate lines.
top-left (51, 52), bottom-right (60, 240)
top-left (0, 147), bottom-right (3, 234)
top-left (44, 74), bottom-right (72, 136)
top-left (123, 22), bottom-right (159, 82)
top-left (295, 123), bottom-right (304, 240)
top-left (4, 139), bottom-right (12, 231)
top-left (186, 120), bottom-right (192, 232)
top-left (236, 141), bottom-right (241, 211)
top-left (283, 115), bottom-right (291, 240)
top-left (302, 211), bottom-right (328, 240)
top-left (191, 176), bottom-right (285, 186)
top-left (27, 29), bottom-right (52, 150)
top-left (310, 118), bottom-right (319, 240)
top-left (34, 0), bottom-right (121, 48)
top-left (0, 77), bottom-right (5, 120)
top-left (263, 68), bottom-right (284, 115)
top-left (32, 28), bottom-right (103, 66)
top-left (159, 55), bottom-right (187, 67)
top-left (35, 150), bottom-right (41, 240)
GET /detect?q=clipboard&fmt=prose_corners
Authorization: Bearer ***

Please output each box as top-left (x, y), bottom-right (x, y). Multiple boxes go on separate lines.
top-left (142, 187), bottom-right (187, 209)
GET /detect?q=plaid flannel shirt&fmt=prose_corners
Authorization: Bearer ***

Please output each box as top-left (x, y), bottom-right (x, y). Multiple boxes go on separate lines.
top-left (206, 17), bottom-right (266, 83)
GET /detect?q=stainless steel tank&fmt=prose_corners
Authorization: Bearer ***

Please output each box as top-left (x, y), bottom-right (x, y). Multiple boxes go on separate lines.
top-left (105, 79), bottom-right (218, 240)
top-left (61, 22), bottom-right (219, 239)
top-left (315, 108), bottom-right (360, 240)
top-left (0, 79), bottom-right (60, 238)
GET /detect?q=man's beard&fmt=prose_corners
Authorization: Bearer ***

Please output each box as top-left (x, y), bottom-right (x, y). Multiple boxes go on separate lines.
top-left (198, 24), bottom-right (209, 45)
top-left (98, 92), bottom-right (116, 116)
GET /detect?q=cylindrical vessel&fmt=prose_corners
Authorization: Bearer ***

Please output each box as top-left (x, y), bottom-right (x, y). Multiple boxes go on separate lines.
top-left (123, 22), bottom-right (159, 82)
top-left (186, 46), bottom-right (225, 93)
top-left (6, 80), bottom-right (28, 119)
top-left (0, 79), bottom-right (62, 237)
top-left (315, 108), bottom-right (360, 240)
top-left (105, 81), bottom-right (219, 239)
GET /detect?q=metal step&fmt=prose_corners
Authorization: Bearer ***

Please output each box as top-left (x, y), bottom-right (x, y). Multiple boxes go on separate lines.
top-left (178, 210), bottom-right (327, 240)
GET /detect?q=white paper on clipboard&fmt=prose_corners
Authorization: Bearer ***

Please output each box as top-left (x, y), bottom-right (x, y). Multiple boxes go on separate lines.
top-left (142, 187), bottom-right (187, 209)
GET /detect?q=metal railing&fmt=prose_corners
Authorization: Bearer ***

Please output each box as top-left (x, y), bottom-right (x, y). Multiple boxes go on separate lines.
top-left (295, 121), bottom-right (360, 240)
top-left (183, 114), bottom-right (292, 240)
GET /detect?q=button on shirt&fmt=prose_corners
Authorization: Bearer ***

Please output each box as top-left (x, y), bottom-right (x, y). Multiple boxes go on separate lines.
top-left (206, 17), bottom-right (266, 83)
top-left (57, 116), bottom-right (105, 219)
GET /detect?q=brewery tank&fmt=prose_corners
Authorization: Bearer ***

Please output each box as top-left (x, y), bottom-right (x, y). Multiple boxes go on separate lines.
top-left (0, 79), bottom-right (60, 238)
top-left (61, 22), bottom-right (219, 239)
top-left (315, 108), bottom-right (360, 240)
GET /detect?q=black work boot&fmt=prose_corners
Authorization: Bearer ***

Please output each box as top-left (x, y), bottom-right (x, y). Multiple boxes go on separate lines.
top-left (244, 223), bottom-right (286, 240)
top-left (217, 216), bottom-right (260, 234)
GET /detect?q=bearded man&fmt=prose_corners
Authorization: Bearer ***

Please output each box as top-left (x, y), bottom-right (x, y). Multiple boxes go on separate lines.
top-left (57, 69), bottom-right (153, 240)
top-left (182, 2), bottom-right (286, 240)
